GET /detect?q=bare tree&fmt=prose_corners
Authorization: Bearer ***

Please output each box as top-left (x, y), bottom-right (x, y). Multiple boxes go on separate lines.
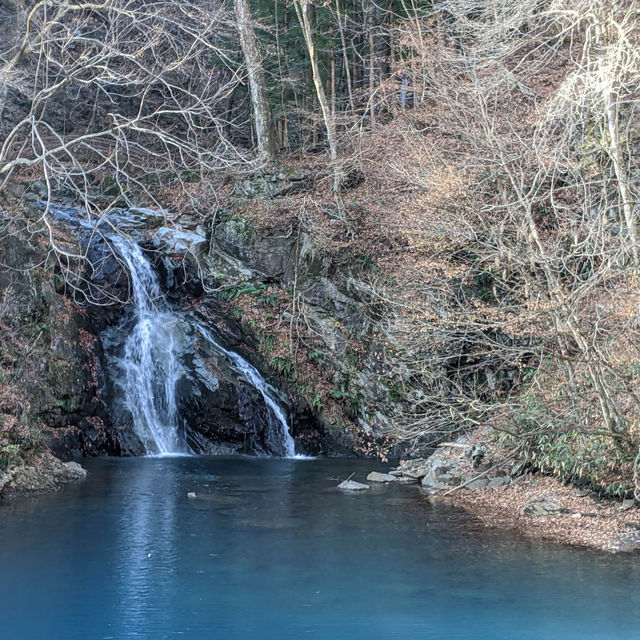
top-left (233, 0), bottom-right (277, 163)
top-left (0, 1), bottom-right (245, 223)
top-left (293, 0), bottom-right (345, 218)
top-left (378, 0), bottom-right (640, 493)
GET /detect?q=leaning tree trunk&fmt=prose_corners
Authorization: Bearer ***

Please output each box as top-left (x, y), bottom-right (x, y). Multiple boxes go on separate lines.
top-left (294, 0), bottom-right (345, 218)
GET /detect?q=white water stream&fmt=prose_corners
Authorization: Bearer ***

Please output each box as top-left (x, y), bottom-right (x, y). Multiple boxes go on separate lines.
top-left (109, 234), bottom-right (296, 457)
top-left (196, 325), bottom-right (296, 458)
top-left (110, 237), bottom-right (186, 455)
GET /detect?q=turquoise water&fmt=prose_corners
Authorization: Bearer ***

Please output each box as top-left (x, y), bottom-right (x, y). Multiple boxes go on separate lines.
top-left (1, 456), bottom-right (639, 639)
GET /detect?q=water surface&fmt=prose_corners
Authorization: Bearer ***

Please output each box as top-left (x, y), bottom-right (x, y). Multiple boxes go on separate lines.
top-left (1, 457), bottom-right (639, 639)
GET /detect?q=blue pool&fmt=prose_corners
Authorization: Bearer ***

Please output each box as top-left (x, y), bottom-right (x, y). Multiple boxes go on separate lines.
top-left (1, 456), bottom-right (639, 639)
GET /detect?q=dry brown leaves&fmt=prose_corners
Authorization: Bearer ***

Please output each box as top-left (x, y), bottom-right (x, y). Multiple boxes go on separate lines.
top-left (442, 475), bottom-right (640, 551)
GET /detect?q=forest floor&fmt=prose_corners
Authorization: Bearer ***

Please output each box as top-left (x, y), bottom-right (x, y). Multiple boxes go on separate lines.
top-left (436, 476), bottom-right (640, 553)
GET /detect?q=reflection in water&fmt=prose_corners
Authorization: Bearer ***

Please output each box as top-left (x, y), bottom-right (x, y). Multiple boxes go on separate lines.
top-left (1, 457), bottom-right (640, 640)
top-left (115, 460), bottom-right (180, 638)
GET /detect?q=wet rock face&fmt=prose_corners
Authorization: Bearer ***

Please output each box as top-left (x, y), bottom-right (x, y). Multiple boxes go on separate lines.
top-left (0, 218), bottom-right (123, 460)
top-left (3, 196), bottom-right (353, 459)
top-left (95, 284), bottom-right (296, 457)
top-left (2, 201), bottom-right (298, 460)
top-left (175, 325), bottom-right (294, 457)
top-left (204, 214), bottom-right (389, 454)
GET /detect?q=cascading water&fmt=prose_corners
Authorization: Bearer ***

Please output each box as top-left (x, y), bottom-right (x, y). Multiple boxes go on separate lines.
top-left (196, 325), bottom-right (296, 458)
top-left (109, 232), bottom-right (296, 457)
top-left (44, 201), bottom-right (298, 457)
top-left (110, 237), bottom-right (186, 455)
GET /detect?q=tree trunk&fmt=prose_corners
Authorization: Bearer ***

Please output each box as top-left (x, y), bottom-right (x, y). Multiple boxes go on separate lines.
top-left (234, 0), bottom-right (277, 163)
top-left (294, 0), bottom-right (343, 206)
top-left (335, 0), bottom-right (356, 115)
top-left (367, 0), bottom-right (376, 127)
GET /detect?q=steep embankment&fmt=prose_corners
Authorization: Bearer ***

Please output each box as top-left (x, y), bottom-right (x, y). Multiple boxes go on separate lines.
top-left (2, 99), bottom-right (639, 507)
top-left (0, 212), bottom-right (100, 495)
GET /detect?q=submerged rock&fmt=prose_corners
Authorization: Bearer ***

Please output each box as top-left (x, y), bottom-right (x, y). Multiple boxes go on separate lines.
top-left (338, 480), bottom-right (370, 491)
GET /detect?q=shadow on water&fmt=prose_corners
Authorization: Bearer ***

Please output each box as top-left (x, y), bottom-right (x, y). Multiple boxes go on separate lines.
top-left (1, 456), bottom-right (640, 640)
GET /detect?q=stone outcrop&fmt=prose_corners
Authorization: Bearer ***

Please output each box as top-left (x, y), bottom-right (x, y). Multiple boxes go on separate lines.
top-left (386, 435), bottom-right (523, 493)
top-left (0, 213), bottom-right (121, 461)
top-left (0, 453), bottom-right (86, 498)
top-left (233, 168), bottom-right (317, 199)
top-left (202, 208), bottom-right (393, 454)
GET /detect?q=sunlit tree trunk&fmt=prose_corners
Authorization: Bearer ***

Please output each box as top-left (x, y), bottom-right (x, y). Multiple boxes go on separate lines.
top-left (293, 0), bottom-right (344, 214)
top-left (234, 0), bottom-right (277, 163)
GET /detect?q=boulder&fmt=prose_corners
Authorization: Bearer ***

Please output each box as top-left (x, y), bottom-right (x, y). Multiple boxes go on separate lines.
top-left (510, 459), bottom-right (527, 477)
top-left (64, 461), bottom-right (87, 480)
top-left (366, 471), bottom-right (397, 483)
top-left (621, 498), bottom-right (635, 512)
top-left (466, 444), bottom-right (486, 468)
top-left (610, 532), bottom-right (640, 553)
top-left (487, 475), bottom-right (510, 489)
top-left (421, 459), bottom-right (466, 490)
top-left (338, 480), bottom-right (370, 491)
top-left (234, 168), bottom-right (316, 199)
top-left (105, 207), bottom-right (167, 231)
top-left (464, 477), bottom-right (490, 489)
top-left (153, 227), bottom-right (207, 257)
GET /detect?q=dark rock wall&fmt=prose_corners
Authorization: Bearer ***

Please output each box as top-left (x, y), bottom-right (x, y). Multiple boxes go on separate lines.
top-left (0, 217), bottom-right (121, 460)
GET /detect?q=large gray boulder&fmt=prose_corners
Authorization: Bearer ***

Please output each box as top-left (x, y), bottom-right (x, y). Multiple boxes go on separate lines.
top-left (153, 226), bottom-right (207, 257)
top-left (367, 471), bottom-right (398, 483)
top-left (421, 459), bottom-right (466, 490)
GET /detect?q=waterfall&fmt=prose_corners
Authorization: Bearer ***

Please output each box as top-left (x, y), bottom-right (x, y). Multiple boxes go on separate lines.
top-left (109, 233), bottom-right (296, 457)
top-left (44, 201), bottom-right (298, 457)
top-left (110, 237), bottom-right (186, 455)
top-left (196, 325), bottom-right (296, 458)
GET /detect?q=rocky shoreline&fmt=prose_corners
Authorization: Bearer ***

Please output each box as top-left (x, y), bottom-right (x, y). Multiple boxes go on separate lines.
top-left (339, 435), bottom-right (640, 553)
top-left (439, 475), bottom-right (640, 553)
top-left (0, 452), bottom-right (86, 499)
